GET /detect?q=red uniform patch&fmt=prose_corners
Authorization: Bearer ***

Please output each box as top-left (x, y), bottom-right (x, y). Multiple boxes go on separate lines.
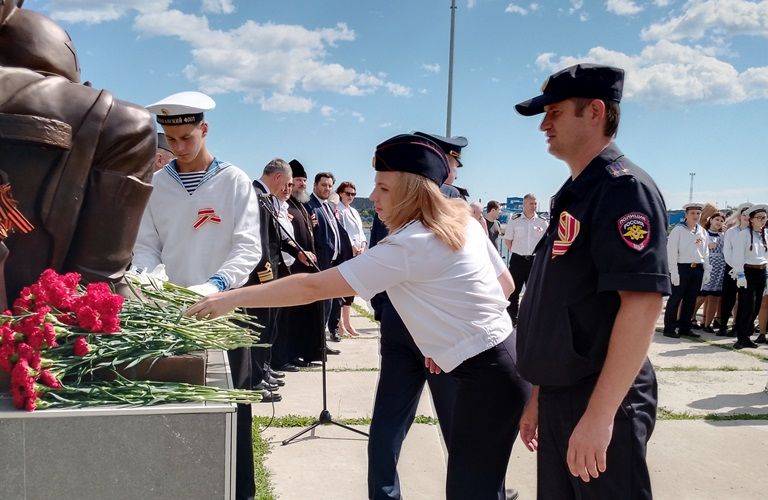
top-left (193, 208), bottom-right (222, 229)
top-left (617, 212), bottom-right (651, 251)
top-left (551, 211), bottom-right (580, 259)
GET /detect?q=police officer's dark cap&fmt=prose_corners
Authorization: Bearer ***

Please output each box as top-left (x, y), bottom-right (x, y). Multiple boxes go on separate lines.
top-left (413, 131), bottom-right (468, 167)
top-left (374, 134), bottom-right (450, 186)
top-left (289, 159), bottom-right (307, 178)
top-left (515, 63), bottom-right (624, 116)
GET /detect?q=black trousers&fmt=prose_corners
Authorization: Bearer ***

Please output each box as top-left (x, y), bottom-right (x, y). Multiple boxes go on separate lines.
top-left (719, 264), bottom-right (738, 333)
top-left (368, 301), bottom-right (458, 500)
top-left (227, 348), bottom-right (255, 500)
top-left (507, 253), bottom-right (534, 325)
top-left (249, 307), bottom-right (278, 385)
top-left (537, 361), bottom-right (657, 500)
top-left (445, 334), bottom-right (530, 500)
top-left (663, 264), bottom-right (704, 333)
top-left (328, 297), bottom-right (342, 333)
top-left (735, 267), bottom-right (767, 343)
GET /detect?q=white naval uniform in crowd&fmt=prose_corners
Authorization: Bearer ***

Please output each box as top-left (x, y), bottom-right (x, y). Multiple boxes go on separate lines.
top-left (722, 225), bottom-right (746, 269)
top-left (663, 222), bottom-right (710, 335)
top-left (731, 227), bottom-right (768, 343)
top-left (133, 158), bottom-right (262, 289)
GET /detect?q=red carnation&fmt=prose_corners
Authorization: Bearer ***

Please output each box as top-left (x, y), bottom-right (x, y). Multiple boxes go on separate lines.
top-left (38, 369), bottom-right (61, 389)
top-left (73, 336), bottom-right (91, 357)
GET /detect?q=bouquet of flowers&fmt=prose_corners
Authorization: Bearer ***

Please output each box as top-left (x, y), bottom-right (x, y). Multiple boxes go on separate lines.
top-left (0, 269), bottom-right (263, 410)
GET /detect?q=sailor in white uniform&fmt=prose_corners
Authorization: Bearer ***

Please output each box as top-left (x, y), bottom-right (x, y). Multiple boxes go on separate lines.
top-left (133, 91), bottom-right (261, 500)
top-left (663, 202), bottom-right (710, 338)
top-left (718, 202), bottom-right (753, 336)
top-left (731, 204), bottom-right (768, 348)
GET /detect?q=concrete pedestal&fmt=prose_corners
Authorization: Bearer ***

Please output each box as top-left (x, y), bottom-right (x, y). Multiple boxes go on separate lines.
top-left (0, 350), bottom-right (237, 500)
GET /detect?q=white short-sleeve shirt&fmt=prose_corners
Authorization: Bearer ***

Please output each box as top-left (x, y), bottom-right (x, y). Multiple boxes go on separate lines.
top-left (338, 218), bottom-right (512, 372)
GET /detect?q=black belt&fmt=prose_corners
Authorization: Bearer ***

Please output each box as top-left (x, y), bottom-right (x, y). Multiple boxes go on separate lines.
top-left (511, 253), bottom-right (535, 260)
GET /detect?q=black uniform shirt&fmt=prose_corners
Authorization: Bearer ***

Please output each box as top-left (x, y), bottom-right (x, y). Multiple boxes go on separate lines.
top-left (516, 143), bottom-right (671, 387)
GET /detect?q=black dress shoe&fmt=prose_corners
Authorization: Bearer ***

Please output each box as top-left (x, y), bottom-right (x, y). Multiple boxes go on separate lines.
top-left (680, 330), bottom-right (701, 338)
top-left (329, 331), bottom-right (341, 343)
top-left (291, 358), bottom-right (310, 367)
top-left (260, 391), bottom-right (282, 403)
top-left (265, 375), bottom-right (285, 387)
top-left (663, 330), bottom-right (680, 339)
top-left (734, 341), bottom-right (759, 349)
top-left (754, 334), bottom-right (767, 344)
top-left (702, 326), bottom-right (715, 333)
top-left (277, 363), bottom-right (300, 372)
top-left (325, 345), bottom-right (340, 355)
top-left (712, 318), bottom-right (722, 329)
top-left (269, 368), bottom-right (285, 379)
top-left (254, 381), bottom-right (279, 392)
top-left (716, 328), bottom-right (729, 337)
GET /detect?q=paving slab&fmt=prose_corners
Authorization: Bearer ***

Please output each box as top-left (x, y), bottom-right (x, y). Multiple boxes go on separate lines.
top-left (506, 420), bottom-right (768, 500)
top-left (657, 370), bottom-right (768, 415)
top-left (263, 423), bottom-right (446, 500)
top-left (649, 334), bottom-right (768, 370)
top-left (322, 337), bottom-right (381, 370)
top-left (252, 370), bottom-right (436, 419)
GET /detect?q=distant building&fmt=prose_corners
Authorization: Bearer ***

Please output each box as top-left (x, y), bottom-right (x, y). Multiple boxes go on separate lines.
top-left (667, 210), bottom-right (685, 226)
top-left (505, 196), bottom-right (524, 212)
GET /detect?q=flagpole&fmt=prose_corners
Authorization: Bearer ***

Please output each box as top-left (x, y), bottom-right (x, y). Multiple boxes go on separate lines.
top-left (446, 0), bottom-right (457, 136)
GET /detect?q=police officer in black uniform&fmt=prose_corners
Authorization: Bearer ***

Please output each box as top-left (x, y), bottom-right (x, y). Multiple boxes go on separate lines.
top-left (366, 131), bottom-right (469, 500)
top-left (514, 64), bottom-right (670, 499)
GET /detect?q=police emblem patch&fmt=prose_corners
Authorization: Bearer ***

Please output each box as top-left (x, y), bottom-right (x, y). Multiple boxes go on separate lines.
top-left (617, 212), bottom-right (650, 251)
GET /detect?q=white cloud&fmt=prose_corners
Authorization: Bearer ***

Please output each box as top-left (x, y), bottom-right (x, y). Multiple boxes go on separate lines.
top-left (569, 0), bottom-right (584, 13)
top-left (259, 93), bottom-right (315, 113)
top-left (491, 76), bottom-right (501, 82)
top-left (653, 0), bottom-right (672, 5)
top-left (605, 0), bottom-right (644, 16)
top-left (418, 88), bottom-right (429, 94)
top-left (529, 3), bottom-right (541, 11)
top-left (351, 111), bottom-right (365, 123)
top-left (46, 0), bottom-right (169, 24)
top-left (320, 105), bottom-right (336, 117)
top-left (201, 0), bottom-right (235, 14)
top-left (385, 82), bottom-right (412, 97)
top-left (505, 3), bottom-right (529, 15)
top-left (467, 0), bottom-right (478, 8)
top-left (535, 40), bottom-right (768, 104)
top-left (422, 63), bottom-right (441, 73)
top-left (580, 12), bottom-right (590, 21)
top-left (379, 122), bottom-right (393, 128)
top-left (641, 0), bottom-right (768, 42)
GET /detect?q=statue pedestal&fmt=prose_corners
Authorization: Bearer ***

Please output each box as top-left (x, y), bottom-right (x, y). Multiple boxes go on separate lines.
top-left (0, 349), bottom-right (237, 499)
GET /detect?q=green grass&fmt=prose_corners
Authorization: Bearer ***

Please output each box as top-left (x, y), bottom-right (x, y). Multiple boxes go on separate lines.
top-left (351, 303), bottom-right (376, 323)
top-left (658, 407), bottom-right (768, 421)
top-left (655, 365), bottom-right (761, 372)
top-left (252, 422), bottom-right (276, 499)
top-left (252, 414), bottom-right (438, 428)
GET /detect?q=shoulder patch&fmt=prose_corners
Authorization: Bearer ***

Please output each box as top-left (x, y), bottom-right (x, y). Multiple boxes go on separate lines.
top-left (510, 213), bottom-right (522, 220)
top-left (606, 159), bottom-right (630, 178)
top-left (617, 212), bottom-right (651, 251)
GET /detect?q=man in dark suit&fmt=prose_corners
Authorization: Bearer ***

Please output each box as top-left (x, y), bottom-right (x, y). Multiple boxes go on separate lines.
top-left (304, 171), bottom-right (352, 346)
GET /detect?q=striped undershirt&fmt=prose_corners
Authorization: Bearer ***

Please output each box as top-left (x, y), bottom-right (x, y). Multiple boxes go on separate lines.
top-left (176, 170), bottom-right (207, 195)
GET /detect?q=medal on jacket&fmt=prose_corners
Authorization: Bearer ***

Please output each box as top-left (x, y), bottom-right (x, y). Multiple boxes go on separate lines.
top-left (193, 208), bottom-right (222, 229)
top-left (551, 211), bottom-right (580, 259)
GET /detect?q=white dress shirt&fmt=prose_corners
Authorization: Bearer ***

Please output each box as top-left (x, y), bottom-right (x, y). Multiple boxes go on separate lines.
top-left (667, 222), bottom-right (710, 272)
top-left (503, 213), bottom-right (548, 256)
top-left (339, 204), bottom-right (367, 250)
top-left (732, 229), bottom-right (768, 273)
top-left (278, 200), bottom-right (296, 267)
top-left (338, 219), bottom-right (511, 373)
top-left (722, 225), bottom-right (746, 268)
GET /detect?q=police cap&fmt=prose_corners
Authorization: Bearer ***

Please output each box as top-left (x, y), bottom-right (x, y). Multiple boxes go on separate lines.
top-left (373, 133), bottom-right (450, 186)
top-left (515, 63), bottom-right (624, 116)
top-left (413, 131), bottom-right (468, 167)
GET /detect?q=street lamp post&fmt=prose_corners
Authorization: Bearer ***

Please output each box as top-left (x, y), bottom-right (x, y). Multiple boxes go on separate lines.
top-left (689, 172), bottom-right (695, 203)
top-left (446, 0), bottom-right (457, 137)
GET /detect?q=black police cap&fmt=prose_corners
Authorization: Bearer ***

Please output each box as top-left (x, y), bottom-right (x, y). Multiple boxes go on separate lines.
top-left (413, 131), bottom-right (468, 166)
top-left (515, 63), bottom-right (624, 116)
top-left (374, 134), bottom-right (450, 186)
top-left (289, 159), bottom-right (307, 178)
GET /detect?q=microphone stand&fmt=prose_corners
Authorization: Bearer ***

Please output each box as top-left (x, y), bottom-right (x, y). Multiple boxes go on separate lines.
top-left (257, 196), bottom-right (369, 444)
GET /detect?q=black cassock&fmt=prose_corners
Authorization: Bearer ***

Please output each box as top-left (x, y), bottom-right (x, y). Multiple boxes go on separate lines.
top-left (272, 196), bottom-right (325, 367)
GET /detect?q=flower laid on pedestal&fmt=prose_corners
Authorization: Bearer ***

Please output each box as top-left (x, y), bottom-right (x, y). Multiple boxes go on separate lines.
top-left (0, 269), bottom-right (263, 410)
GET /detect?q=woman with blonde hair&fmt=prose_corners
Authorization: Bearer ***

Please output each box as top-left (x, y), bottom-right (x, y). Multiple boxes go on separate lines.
top-left (188, 133), bottom-right (530, 499)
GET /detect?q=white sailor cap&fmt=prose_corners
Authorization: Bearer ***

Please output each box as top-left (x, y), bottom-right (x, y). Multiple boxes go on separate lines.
top-left (735, 202), bottom-right (754, 215)
top-left (746, 204), bottom-right (767, 217)
top-left (683, 202), bottom-right (704, 211)
top-left (146, 91), bottom-right (215, 126)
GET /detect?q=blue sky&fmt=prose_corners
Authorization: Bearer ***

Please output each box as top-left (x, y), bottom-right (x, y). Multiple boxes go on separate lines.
top-left (31, 0), bottom-right (768, 209)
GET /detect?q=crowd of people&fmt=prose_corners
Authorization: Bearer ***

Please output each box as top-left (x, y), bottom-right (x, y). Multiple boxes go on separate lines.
top-left (663, 202), bottom-right (768, 349)
top-left (133, 74), bottom-right (768, 499)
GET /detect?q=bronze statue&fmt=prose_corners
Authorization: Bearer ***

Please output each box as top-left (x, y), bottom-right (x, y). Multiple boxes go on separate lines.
top-left (0, 1), bottom-right (156, 307)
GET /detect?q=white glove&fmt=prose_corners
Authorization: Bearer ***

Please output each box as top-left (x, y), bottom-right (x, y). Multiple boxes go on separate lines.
top-left (702, 270), bottom-right (711, 286)
top-left (736, 273), bottom-right (747, 288)
top-left (126, 264), bottom-right (168, 287)
top-left (671, 272), bottom-right (680, 287)
top-left (188, 282), bottom-right (220, 296)
top-left (729, 268), bottom-right (738, 280)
